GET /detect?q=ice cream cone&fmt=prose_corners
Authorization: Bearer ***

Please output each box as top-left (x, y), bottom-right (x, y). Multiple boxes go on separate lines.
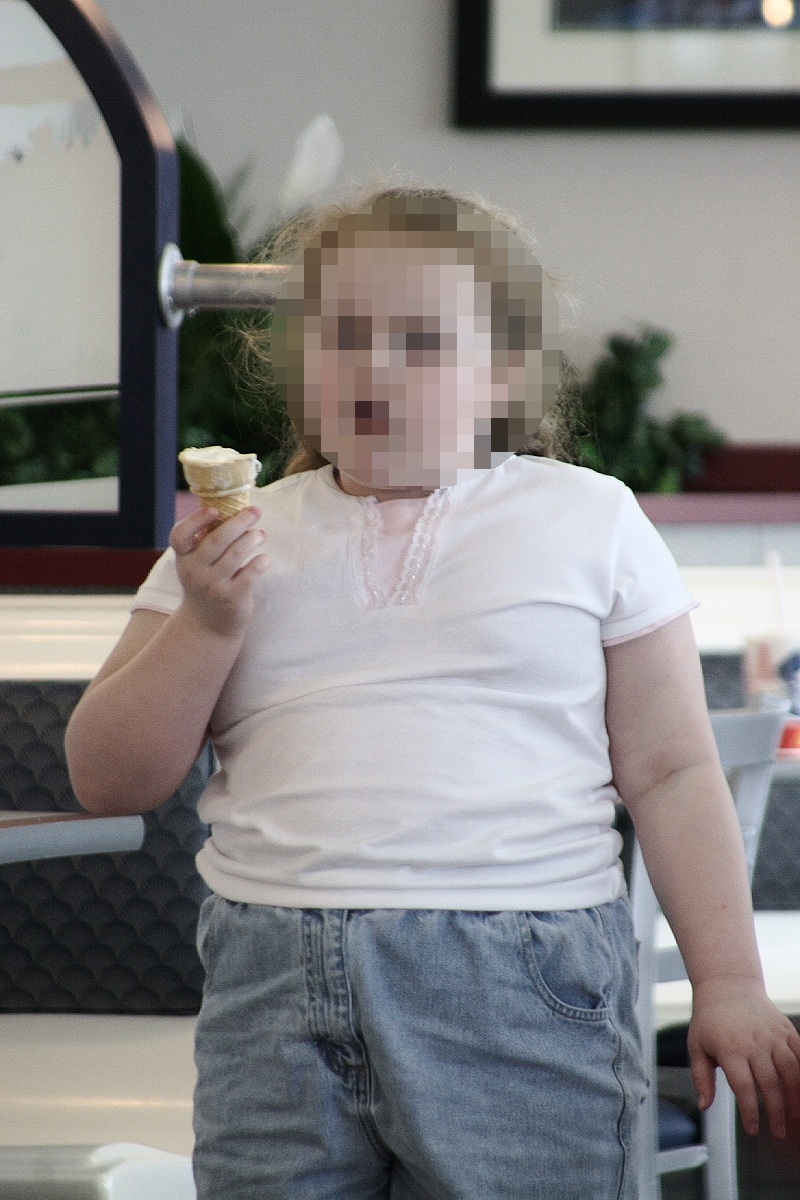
top-left (191, 483), bottom-right (254, 520)
top-left (178, 447), bottom-right (261, 521)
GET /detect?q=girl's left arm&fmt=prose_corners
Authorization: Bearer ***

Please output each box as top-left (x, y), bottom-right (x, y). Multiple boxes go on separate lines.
top-left (605, 613), bottom-right (800, 1138)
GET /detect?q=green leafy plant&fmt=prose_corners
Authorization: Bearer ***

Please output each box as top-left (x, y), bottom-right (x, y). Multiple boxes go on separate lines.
top-left (0, 398), bottom-right (119, 487)
top-left (573, 327), bottom-right (727, 493)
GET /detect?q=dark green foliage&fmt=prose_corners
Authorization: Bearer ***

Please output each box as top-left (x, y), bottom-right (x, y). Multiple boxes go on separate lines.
top-left (574, 328), bottom-right (727, 493)
top-left (0, 398), bottom-right (119, 488)
top-left (177, 137), bottom-right (239, 266)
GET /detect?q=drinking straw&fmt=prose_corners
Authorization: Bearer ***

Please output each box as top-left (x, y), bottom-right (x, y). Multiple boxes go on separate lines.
top-left (766, 549), bottom-right (789, 632)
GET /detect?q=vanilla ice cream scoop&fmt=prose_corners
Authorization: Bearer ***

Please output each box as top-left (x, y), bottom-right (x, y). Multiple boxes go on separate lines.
top-left (178, 446), bottom-right (261, 520)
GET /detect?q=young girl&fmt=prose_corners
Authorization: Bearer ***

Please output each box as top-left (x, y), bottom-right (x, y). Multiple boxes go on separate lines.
top-left (65, 184), bottom-right (800, 1199)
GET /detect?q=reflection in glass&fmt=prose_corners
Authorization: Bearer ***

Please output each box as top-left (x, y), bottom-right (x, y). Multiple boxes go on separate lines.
top-left (0, 0), bottom-right (120, 511)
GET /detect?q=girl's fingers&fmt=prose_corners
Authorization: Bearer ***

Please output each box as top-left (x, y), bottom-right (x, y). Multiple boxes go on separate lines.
top-left (174, 507), bottom-right (262, 568)
top-left (773, 1041), bottom-right (800, 1120)
top-left (202, 510), bottom-right (264, 569)
top-left (754, 1061), bottom-right (789, 1138)
top-left (690, 1050), bottom-right (716, 1112)
top-left (715, 1047), bottom-right (796, 1139)
top-left (233, 551), bottom-right (271, 584)
top-left (216, 527), bottom-right (268, 579)
top-left (723, 1059), bottom-right (761, 1136)
top-left (169, 506), bottom-right (220, 556)
top-left (742, 1030), bottom-right (800, 1137)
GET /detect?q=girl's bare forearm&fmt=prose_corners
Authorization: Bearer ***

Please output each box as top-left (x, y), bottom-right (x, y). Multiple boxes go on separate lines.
top-left (624, 759), bottom-right (764, 989)
top-left (65, 606), bottom-right (243, 815)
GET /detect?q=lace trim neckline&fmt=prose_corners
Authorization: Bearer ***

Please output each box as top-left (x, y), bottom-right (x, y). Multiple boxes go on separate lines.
top-left (359, 487), bottom-right (452, 609)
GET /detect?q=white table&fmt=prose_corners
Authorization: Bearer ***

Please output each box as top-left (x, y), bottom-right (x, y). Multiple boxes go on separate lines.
top-left (0, 1014), bottom-right (196, 1155)
top-left (656, 911), bottom-right (800, 1029)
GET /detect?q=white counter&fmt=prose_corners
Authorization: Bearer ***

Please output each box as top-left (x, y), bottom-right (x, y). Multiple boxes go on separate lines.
top-left (0, 1015), bottom-right (196, 1154)
top-left (683, 566), bottom-right (800, 653)
top-left (0, 595), bottom-right (132, 680)
top-left (656, 911), bottom-right (800, 1030)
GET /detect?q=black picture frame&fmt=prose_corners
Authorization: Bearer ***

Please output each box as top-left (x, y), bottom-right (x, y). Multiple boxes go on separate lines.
top-left (0, 0), bottom-right (179, 551)
top-left (453, 0), bottom-right (800, 129)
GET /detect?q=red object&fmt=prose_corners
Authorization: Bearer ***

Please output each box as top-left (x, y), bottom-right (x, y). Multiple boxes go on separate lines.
top-left (684, 445), bottom-right (800, 493)
top-left (780, 718), bottom-right (800, 753)
top-left (0, 548), bottom-right (161, 588)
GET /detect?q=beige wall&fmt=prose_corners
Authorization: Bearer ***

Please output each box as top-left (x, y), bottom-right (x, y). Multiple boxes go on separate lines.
top-left (98, 0), bottom-right (800, 443)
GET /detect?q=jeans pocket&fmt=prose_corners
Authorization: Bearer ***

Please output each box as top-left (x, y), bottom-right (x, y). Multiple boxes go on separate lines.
top-left (516, 906), bottom-right (615, 1022)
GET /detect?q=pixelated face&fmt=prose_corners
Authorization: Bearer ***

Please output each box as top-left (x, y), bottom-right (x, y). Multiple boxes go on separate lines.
top-left (276, 216), bottom-right (560, 491)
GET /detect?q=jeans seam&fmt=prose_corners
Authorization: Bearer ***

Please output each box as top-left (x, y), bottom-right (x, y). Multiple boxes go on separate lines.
top-left (302, 909), bottom-right (382, 1128)
top-left (608, 1008), bottom-right (630, 1200)
top-left (301, 910), bottom-right (319, 1039)
top-left (598, 900), bottom-right (639, 1200)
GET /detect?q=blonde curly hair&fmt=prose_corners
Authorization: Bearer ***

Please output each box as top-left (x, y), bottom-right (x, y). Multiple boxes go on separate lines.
top-left (240, 178), bottom-right (581, 478)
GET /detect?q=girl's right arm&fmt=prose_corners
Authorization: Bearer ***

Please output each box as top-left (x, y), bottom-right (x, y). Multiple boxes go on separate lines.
top-left (65, 505), bottom-right (270, 816)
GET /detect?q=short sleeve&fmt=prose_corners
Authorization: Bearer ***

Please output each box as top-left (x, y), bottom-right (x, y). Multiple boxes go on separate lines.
top-left (130, 547), bottom-right (184, 615)
top-left (600, 487), bottom-right (699, 647)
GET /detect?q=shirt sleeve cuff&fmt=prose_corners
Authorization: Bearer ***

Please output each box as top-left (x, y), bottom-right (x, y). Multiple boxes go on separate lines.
top-left (601, 600), bottom-right (700, 647)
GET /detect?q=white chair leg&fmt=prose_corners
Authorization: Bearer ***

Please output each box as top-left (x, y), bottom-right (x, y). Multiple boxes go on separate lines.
top-left (702, 1068), bottom-right (739, 1200)
top-left (636, 1075), bottom-right (662, 1200)
top-left (638, 1162), bottom-right (662, 1200)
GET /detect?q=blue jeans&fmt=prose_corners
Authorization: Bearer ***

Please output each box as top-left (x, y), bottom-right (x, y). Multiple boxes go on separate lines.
top-left (193, 897), bottom-right (646, 1199)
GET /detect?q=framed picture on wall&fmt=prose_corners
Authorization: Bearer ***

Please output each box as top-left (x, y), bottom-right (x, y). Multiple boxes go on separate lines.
top-left (453, 0), bottom-right (800, 127)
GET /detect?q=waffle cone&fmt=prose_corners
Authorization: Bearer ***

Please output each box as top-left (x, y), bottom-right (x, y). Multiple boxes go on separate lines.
top-left (193, 485), bottom-right (253, 521)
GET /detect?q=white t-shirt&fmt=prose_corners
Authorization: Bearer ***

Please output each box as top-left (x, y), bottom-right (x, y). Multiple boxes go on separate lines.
top-left (132, 454), bottom-right (698, 911)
